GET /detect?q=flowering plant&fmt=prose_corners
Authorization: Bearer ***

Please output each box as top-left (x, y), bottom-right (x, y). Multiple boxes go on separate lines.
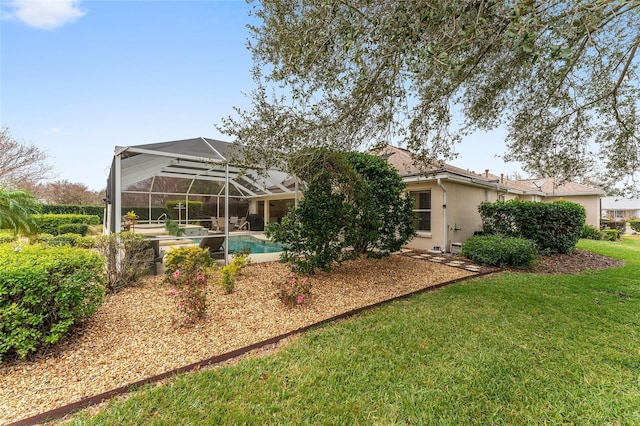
top-left (168, 268), bottom-right (208, 322)
top-left (276, 272), bottom-right (311, 307)
top-left (124, 210), bottom-right (139, 220)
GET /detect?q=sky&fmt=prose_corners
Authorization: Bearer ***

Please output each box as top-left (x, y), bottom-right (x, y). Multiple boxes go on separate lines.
top-left (1, 0), bottom-right (522, 191)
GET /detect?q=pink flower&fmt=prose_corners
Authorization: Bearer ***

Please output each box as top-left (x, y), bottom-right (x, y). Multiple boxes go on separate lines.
top-left (197, 274), bottom-right (205, 281)
top-left (168, 288), bottom-right (178, 295)
top-left (297, 295), bottom-right (304, 304)
top-left (173, 270), bottom-right (180, 278)
top-left (177, 301), bottom-right (184, 308)
top-left (290, 279), bottom-right (296, 284)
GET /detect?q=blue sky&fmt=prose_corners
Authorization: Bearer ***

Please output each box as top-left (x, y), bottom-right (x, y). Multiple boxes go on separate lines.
top-left (1, 0), bottom-right (520, 191)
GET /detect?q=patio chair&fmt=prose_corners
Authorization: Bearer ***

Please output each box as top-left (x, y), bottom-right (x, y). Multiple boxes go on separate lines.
top-left (211, 217), bottom-right (226, 232)
top-left (235, 217), bottom-right (250, 231)
top-left (199, 235), bottom-right (226, 259)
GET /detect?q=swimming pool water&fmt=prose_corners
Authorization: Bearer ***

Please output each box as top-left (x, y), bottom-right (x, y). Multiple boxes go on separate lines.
top-left (224, 235), bottom-right (286, 254)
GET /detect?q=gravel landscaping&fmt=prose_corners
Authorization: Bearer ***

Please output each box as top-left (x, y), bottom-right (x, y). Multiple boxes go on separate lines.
top-left (0, 255), bottom-right (475, 424)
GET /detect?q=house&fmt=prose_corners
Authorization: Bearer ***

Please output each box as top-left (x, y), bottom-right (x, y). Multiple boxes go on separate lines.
top-left (601, 197), bottom-right (640, 220)
top-left (106, 139), bottom-right (605, 254)
top-left (371, 145), bottom-right (605, 252)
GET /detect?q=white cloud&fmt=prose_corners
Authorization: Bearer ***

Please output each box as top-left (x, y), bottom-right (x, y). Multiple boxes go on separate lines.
top-left (4, 0), bottom-right (87, 30)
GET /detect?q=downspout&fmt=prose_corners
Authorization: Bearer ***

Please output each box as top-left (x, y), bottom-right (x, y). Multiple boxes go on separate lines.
top-left (437, 178), bottom-right (447, 252)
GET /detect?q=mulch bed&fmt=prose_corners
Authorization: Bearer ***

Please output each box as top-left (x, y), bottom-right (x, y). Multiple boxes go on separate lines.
top-left (0, 255), bottom-right (474, 425)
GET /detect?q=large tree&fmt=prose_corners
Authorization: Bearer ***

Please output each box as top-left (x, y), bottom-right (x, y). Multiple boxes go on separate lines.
top-left (0, 127), bottom-right (53, 188)
top-left (220, 1), bottom-right (640, 195)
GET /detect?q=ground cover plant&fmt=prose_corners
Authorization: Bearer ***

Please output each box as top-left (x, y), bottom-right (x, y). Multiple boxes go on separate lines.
top-left (71, 238), bottom-right (639, 425)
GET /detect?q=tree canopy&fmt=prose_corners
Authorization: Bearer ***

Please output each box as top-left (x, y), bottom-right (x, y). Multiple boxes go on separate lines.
top-left (0, 127), bottom-right (53, 189)
top-left (220, 0), bottom-right (640, 195)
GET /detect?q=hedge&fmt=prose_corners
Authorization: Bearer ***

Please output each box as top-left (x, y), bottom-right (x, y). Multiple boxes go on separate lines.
top-left (165, 201), bottom-right (203, 221)
top-left (461, 234), bottom-right (538, 268)
top-left (478, 200), bottom-right (585, 254)
top-left (34, 214), bottom-right (100, 235)
top-left (630, 220), bottom-right (640, 232)
top-left (0, 244), bottom-right (105, 361)
top-left (41, 205), bottom-right (104, 223)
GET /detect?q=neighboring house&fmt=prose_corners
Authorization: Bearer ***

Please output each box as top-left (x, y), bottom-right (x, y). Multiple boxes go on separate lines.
top-left (601, 197), bottom-right (640, 220)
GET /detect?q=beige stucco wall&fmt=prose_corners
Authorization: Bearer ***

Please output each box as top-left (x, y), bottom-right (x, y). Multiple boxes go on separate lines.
top-left (404, 179), bottom-right (508, 252)
top-left (542, 195), bottom-right (601, 228)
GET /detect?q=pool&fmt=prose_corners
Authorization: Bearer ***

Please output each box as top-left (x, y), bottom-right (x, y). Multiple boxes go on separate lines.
top-left (224, 235), bottom-right (287, 254)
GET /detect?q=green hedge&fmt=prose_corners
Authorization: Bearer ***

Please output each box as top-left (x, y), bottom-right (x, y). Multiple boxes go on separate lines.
top-left (629, 220), bottom-right (640, 232)
top-left (34, 214), bottom-right (101, 235)
top-left (602, 229), bottom-right (619, 241)
top-left (478, 200), bottom-right (585, 254)
top-left (165, 201), bottom-right (203, 221)
top-left (581, 224), bottom-right (603, 240)
top-left (0, 244), bottom-right (105, 361)
top-left (58, 223), bottom-right (89, 236)
top-left (461, 234), bottom-right (538, 268)
top-left (41, 205), bottom-right (104, 223)
top-left (600, 218), bottom-right (626, 234)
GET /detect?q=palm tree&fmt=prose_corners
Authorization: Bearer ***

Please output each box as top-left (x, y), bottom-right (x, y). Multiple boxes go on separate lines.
top-left (0, 186), bottom-right (41, 235)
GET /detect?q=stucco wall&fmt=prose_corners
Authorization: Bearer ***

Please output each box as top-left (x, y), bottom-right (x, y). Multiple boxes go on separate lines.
top-left (545, 195), bottom-right (601, 228)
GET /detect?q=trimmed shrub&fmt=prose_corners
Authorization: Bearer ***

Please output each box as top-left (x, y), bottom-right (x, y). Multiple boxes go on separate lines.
top-left (0, 244), bottom-right (105, 361)
top-left (478, 200), bottom-right (585, 254)
top-left (41, 205), bottom-right (104, 223)
top-left (48, 233), bottom-right (81, 246)
top-left (58, 223), bottom-right (89, 236)
top-left (602, 229), bottom-right (619, 241)
top-left (0, 234), bottom-right (17, 244)
top-left (461, 234), bottom-right (538, 268)
top-left (164, 246), bottom-right (213, 276)
top-left (581, 224), bottom-right (603, 240)
top-left (34, 214), bottom-right (100, 235)
top-left (630, 220), bottom-right (640, 232)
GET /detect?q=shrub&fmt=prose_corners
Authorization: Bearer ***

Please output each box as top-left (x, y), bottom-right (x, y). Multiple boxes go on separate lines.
top-left (41, 205), bottom-right (104, 223)
top-left (0, 244), bottom-right (105, 361)
top-left (164, 246), bottom-right (213, 276)
top-left (267, 149), bottom-right (415, 274)
top-left (164, 247), bottom-right (214, 323)
top-left (58, 223), bottom-right (89, 236)
top-left (630, 220), bottom-right (640, 232)
top-left (34, 214), bottom-right (100, 235)
top-left (478, 200), bottom-right (585, 254)
top-left (94, 233), bottom-right (154, 292)
top-left (218, 254), bottom-right (249, 294)
top-left (581, 224), bottom-right (603, 240)
top-left (276, 271), bottom-right (312, 306)
top-left (461, 234), bottom-right (538, 268)
top-left (48, 233), bottom-right (81, 246)
top-left (602, 229), bottom-right (619, 241)
top-left (0, 234), bottom-right (16, 244)
top-left (30, 233), bottom-right (54, 244)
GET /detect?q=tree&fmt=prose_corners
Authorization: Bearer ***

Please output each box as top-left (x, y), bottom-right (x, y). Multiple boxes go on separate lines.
top-left (38, 180), bottom-right (103, 205)
top-left (0, 127), bottom-right (53, 188)
top-left (0, 186), bottom-right (41, 235)
top-left (266, 149), bottom-right (415, 273)
top-left (220, 1), bottom-right (640, 195)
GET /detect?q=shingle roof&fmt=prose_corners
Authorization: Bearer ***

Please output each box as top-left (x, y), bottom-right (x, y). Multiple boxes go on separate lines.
top-left (374, 145), bottom-right (605, 196)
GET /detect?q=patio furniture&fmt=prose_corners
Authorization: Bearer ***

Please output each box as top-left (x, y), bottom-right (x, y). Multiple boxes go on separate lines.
top-left (199, 235), bottom-right (226, 259)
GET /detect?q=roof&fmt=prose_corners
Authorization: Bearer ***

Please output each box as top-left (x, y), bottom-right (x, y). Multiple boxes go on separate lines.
top-left (375, 145), bottom-right (605, 197)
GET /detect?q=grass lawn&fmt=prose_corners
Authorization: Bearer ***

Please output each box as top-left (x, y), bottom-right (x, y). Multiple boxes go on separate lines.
top-left (72, 238), bottom-right (640, 425)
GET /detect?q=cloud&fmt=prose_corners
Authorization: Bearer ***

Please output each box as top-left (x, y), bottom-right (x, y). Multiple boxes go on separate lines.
top-left (3, 0), bottom-right (87, 30)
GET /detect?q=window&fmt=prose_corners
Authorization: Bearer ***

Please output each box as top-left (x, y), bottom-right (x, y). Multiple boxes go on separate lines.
top-left (410, 190), bottom-right (431, 232)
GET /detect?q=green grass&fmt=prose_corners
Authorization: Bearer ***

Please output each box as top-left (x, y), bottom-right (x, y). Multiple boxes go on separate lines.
top-left (72, 239), bottom-right (640, 425)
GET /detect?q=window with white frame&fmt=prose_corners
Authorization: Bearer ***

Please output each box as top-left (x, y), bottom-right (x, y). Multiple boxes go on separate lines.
top-left (409, 190), bottom-right (431, 232)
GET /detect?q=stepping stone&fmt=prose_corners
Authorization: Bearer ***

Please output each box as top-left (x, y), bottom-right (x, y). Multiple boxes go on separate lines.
top-left (411, 255), bottom-right (424, 259)
top-left (446, 262), bottom-right (463, 267)
top-left (401, 249), bottom-right (414, 253)
top-left (432, 257), bottom-right (446, 261)
top-left (447, 261), bottom-right (464, 266)
top-left (465, 266), bottom-right (481, 272)
top-left (419, 254), bottom-right (432, 258)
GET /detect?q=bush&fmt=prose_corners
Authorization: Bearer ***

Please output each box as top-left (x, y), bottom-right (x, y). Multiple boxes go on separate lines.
top-left (630, 220), bottom-right (640, 232)
top-left (34, 214), bottom-right (100, 235)
top-left (478, 200), bottom-right (585, 254)
top-left (602, 229), bottom-right (619, 241)
top-left (218, 254), bottom-right (249, 294)
top-left (58, 223), bottom-right (89, 236)
top-left (94, 233), bottom-right (154, 292)
top-left (0, 244), bottom-right (105, 361)
top-left (41, 205), bottom-right (104, 223)
top-left (581, 224), bottom-right (603, 240)
top-left (276, 271), bottom-right (312, 306)
top-left (601, 218), bottom-right (626, 234)
top-left (0, 234), bottom-right (16, 244)
top-left (164, 246), bottom-right (213, 276)
top-left (461, 234), bottom-right (538, 268)
top-left (48, 233), bottom-right (81, 246)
